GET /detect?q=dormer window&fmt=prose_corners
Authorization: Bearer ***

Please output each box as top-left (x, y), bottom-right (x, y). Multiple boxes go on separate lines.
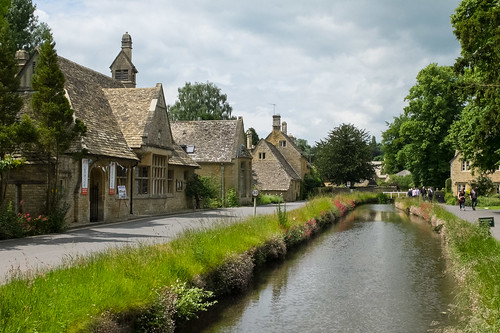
top-left (279, 140), bottom-right (287, 147)
top-left (181, 145), bottom-right (195, 154)
top-left (115, 69), bottom-right (129, 81)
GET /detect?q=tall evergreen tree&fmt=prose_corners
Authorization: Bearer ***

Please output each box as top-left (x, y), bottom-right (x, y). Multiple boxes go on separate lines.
top-left (0, 16), bottom-right (36, 203)
top-left (31, 33), bottom-right (86, 212)
top-left (5, 0), bottom-right (49, 52)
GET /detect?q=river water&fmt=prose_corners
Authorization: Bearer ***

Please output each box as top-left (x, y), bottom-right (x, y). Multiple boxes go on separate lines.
top-left (184, 204), bottom-right (456, 333)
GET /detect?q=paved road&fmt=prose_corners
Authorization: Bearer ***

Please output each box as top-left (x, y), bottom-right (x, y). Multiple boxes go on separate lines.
top-left (441, 204), bottom-right (500, 241)
top-left (0, 202), bottom-right (306, 284)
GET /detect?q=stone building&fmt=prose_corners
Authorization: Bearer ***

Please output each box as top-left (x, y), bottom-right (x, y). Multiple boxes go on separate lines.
top-left (170, 118), bottom-right (253, 205)
top-left (7, 33), bottom-right (198, 226)
top-left (249, 115), bottom-right (310, 201)
top-left (450, 152), bottom-right (500, 195)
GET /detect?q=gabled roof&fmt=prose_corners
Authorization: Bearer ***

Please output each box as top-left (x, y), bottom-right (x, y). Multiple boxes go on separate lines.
top-left (170, 119), bottom-right (251, 163)
top-left (252, 140), bottom-right (301, 191)
top-left (266, 129), bottom-right (307, 159)
top-left (104, 85), bottom-right (170, 149)
top-left (169, 144), bottom-right (200, 168)
top-left (58, 57), bottom-right (138, 161)
top-left (109, 50), bottom-right (138, 74)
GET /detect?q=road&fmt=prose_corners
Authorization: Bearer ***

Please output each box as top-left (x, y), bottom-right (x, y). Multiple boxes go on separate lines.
top-left (441, 204), bottom-right (500, 241)
top-left (0, 202), bottom-right (306, 284)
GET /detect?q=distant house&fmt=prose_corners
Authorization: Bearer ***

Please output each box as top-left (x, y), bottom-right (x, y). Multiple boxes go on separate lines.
top-left (7, 33), bottom-right (198, 226)
top-left (450, 152), bottom-right (500, 194)
top-left (170, 118), bottom-right (253, 205)
top-left (250, 139), bottom-right (301, 201)
top-left (249, 115), bottom-right (309, 201)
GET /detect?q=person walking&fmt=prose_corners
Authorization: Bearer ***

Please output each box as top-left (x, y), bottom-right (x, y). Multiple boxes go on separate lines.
top-left (470, 187), bottom-right (478, 211)
top-left (458, 188), bottom-right (466, 211)
top-left (427, 187), bottom-right (433, 201)
top-left (421, 186), bottom-right (427, 201)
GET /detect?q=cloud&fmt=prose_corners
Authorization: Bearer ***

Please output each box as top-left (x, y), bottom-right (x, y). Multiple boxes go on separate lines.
top-left (36, 0), bottom-right (462, 144)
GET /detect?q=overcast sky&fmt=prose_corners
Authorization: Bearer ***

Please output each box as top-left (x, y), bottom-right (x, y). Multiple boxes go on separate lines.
top-left (36, 0), bottom-right (462, 145)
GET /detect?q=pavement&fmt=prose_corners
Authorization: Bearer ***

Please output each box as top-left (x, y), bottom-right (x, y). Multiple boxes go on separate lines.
top-left (0, 202), bottom-right (306, 285)
top-left (440, 204), bottom-right (500, 241)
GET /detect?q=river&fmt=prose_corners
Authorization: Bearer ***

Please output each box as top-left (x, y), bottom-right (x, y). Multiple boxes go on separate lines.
top-left (182, 204), bottom-right (457, 333)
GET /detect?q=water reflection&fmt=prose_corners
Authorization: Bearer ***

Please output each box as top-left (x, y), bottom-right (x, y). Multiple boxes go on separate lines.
top-left (183, 204), bottom-right (455, 333)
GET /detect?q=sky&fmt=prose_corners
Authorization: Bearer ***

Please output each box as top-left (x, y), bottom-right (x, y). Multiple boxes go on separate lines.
top-left (35, 0), bottom-right (462, 146)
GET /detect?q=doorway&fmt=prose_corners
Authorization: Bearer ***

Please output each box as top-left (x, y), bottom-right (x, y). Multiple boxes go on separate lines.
top-left (90, 167), bottom-right (104, 222)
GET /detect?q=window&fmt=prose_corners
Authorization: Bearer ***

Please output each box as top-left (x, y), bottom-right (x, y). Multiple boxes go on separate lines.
top-left (135, 166), bottom-right (149, 194)
top-left (176, 179), bottom-right (183, 191)
top-left (167, 170), bottom-right (174, 193)
top-left (496, 184), bottom-right (500, 194)
top-left (152, 155), bottom-right (167, 195)
top-left (259, 152), bottom-right (266, 160)
top-left (117, 166), bottom-right (128, 187)
top-left (279, 140), bottom-right (287, 147)
top-left (186, 145), bottom-right (195, 154)
top-left (115, 69), bottom-right (129, 81)
top-left (461, 161), bottom-right (470, 171)
top-left (457, 184), bottom-right (466, 193)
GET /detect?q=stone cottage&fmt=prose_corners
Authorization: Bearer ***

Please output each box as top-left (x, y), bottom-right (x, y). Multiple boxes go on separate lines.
top-left (7, 33), bottom-right (198, 226)
top-left (249, 115), bottom-right (310, 201)
top-left (170, 118), bottom-right (253, 205)
top-left (450, 152), bottom-right (500, 195)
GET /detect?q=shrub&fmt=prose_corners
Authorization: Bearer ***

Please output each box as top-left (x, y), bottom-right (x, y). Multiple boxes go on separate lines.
top-left (445, 178), bottom-right (452, 194)
top-left (376, 192), bottom-right (389, 204)
top-left (136, 286), bottom-right (177, 333)
top-left (257, 194), bottom-right (283, 205)
top-left (171, 280), bottom-right (217, 321)
top-left (0, 202), bottom-right (23, 240)
top-left (445, 192), bottom-right (457, 205)
top-left (225, 188), bottom-right (239, 207)
top-left (207, 253), bottom-right (255, 295)
top-left (478, 195), bottom-right (500, 208)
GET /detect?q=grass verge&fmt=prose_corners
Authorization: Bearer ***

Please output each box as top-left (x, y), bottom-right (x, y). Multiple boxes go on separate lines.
top-left (0, 193), bottom-right (376, 332)
top-left (397, 198), bottom-right (500, 333)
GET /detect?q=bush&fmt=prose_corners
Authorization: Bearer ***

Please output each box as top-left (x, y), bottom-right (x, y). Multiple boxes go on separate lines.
top-left (445, 178), bottom-right (452, 194)
top-left (0, 202), bottom-right (23, 240)
top-left (257, 194), bottom-right (283, 205)
top-left (478, 195), bottom-right (500, 208)
top-left (225, 188), bottom-right (239, 207)
top-left (376, 193), bottom-right (389, 204)
top-left (445, 192), bottom-right (457, 205)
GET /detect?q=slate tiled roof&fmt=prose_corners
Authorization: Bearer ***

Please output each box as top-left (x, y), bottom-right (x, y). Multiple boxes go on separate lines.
top-left (58, 57), bottom-right (138, 161)
top-left (103, 87), bottom-right (160, 149)
top-left (169, 144), bottom-right (200, 167)
top-left (252, 140), bottom-right (301, 191)
top-left (170, 120), bottom-right (244, 163)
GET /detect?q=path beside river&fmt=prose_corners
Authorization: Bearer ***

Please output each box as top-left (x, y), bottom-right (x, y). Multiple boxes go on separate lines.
top-left (441, 204), bottom-right (500, 241)
top-left (0, 202), bottom-right (306, 284)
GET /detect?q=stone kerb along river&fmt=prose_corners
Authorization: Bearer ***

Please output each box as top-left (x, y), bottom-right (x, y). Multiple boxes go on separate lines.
top-left (183, 204), bottom-right (457, 333)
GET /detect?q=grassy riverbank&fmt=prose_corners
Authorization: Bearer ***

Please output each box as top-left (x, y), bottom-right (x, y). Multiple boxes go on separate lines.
top-left (0, 193), bottom-right (376, 332)
top-left (398, 199), bottom-right (500, 333)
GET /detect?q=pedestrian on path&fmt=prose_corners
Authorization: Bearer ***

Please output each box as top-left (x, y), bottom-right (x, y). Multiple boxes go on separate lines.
top-left (458, 188), bottom-right (466, 211)
top-left (470, 187), bottom-right (478, 211)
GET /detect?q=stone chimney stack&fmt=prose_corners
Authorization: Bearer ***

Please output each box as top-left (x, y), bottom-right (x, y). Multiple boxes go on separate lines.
top-left (282, 121), bottom-right (287, 135)
top-left (121, 32), bottom-right (132, 61)
top-left (272, 114), bottom-right (281, 131)
top-left (246, 129), bottom-right (253, 149)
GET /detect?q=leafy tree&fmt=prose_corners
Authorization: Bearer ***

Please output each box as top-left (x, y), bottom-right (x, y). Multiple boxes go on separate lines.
top-left (31, 33), bottom-right (86, 212)
top-left (314, 123), bottom-right (374, 186)
top-left (185, 174), bottom-right (218, 208)
top-left (368, 135), bottom-right (382, 160)
top-left (381, 115), bottom-right (408, 175)
top-left (5, 0), bottom-right (50, 52)
top-left (470, 174), bottom-right (495, 196)
top-left (0, 16), bottom-right (37, 203)
top-left (248, 127), bottom-right (259, 146)
top-left (296, 138), bottom-right (313, 162)
top-left (449, 0), bottom-right (500, 172)
top-left (301, 167), bottom-right (323, 199)
top-left (168, 82), bottom-right (234, 121)
top-left (398, 64), bottom-right (461, 188)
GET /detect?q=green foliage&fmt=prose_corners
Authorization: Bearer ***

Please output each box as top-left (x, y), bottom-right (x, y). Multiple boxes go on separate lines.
top-left (445, 178), bottom-right (452, 194)
top-left (376, 193), bottom-right (389, 204)
top-left (477, 195), bottom-right (500, 208)
top-left (301, 167), bottom-right (323, 199)
top-left (276, 202), bottom-right (288, 229)
top-left (385, 64), bottom-right (461, 188)
top-left (247, 127), bottom-right (259, 146)
top-left (185, 174), bottom-right (219, 208)
top-left (449, 0), bottom-right (500, 172)
top-left (225, 188), bottom-right (239, 207)
top-left (470, 173), bottom-right (495, 196)
top-left (381, 115), bottom-right (408, 174)
top-left (0, 202), bottom-right (23, 239)
top-left (171, 280), bottom-right (217, 321)
top-left (445, 192), bottom-right (457, 205)
top-left (386, 174), bottom-right (413, 190)
top-left (315, 123), bottom-right (375, 186)
top-left (136, 286), bottom-right (177, 333)
top-left (168, 82), bottom-right (234, 121)
top-left (256, 194), bottom-right (283, 205)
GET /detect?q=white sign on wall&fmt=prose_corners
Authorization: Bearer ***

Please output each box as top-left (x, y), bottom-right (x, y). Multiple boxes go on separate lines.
top-left (81, 159), bottom-right (89, 195)
top-left (109, 162), bottom-right (116, 195)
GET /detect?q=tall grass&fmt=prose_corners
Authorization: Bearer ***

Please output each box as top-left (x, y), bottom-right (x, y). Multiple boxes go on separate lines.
top-left (399, 199), bottom-right (500, 332)
top-left (0, 193), bottom-right (375, 332)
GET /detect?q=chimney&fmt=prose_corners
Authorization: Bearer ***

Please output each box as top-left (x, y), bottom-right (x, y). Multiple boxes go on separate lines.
top-left (272, 114), bottom-right (281, 131)
top-left (15, 50), bottom-right (29, 72)
top-left (282, 121), bottom-right (287, 135)
top-left (246, 129), bottom-right (253, 149)
top-left (121, 32), bottom-right (132, 61)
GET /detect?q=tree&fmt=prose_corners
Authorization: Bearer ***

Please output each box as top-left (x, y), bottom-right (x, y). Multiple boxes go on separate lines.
top-left (314, 123), bottom-right (374, 186)
top-left (449, 0), bottom-right (500, 172)
top-left (381, 115), bottom-right (408, 175)
top-left (168, 82), bottom-right (234, 121)
top-left (397, 64), bottom-right (462, 188)
top-left (248, 127), bottom-right (259, 146)
top-left (296, 138), bottom-right (313, 162)
top-left (368, 135), bottom-right (382, 160)
top-left (5, 0), bottom-right (50, 52)
top-left (31, 33), bottom-right (86, 212)
top-left (0, 16), bottom-right (37, 203)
